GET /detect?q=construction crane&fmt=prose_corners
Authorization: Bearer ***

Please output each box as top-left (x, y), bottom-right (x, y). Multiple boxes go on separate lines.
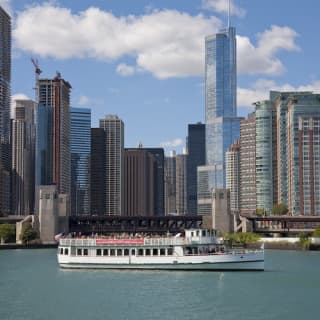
top-left (31, 58), bottom-right (42, 102)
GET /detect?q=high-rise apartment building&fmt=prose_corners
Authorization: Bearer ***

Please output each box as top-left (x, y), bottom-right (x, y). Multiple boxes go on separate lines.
top-left (164, 151), bottom-right (176, 215)
top-left (124, 148), bottom-right (156, 216)
top-left (90, 128), bottom-right (106, 215)
top-left (176, 151), bottom-right (187, 215)
top-left (198, 26), bottom-right (242, 214)
top-left (0, 6), bottom-right (11, 215)
top-left (70, 108), bottom-right (91, 215)
top-left (99, 115), bottom-right (124, 215)
top-left (187, 123), bottom-right (205, 215)
top-left (239, 115), bottom-right (256, 214)
top-left (37, 73), bottom-right (71, 196)
top-left (144, 148), bottom-right (164, 216)
top-left (11, 100), bottom-right (36, 215)
top-left (226, 141), bottom-right (240, 212)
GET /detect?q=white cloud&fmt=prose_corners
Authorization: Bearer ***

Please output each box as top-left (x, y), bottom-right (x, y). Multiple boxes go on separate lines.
top-left (202, 0), bottom-right (246, 17)
top-left (160, 138), bottom-right (184, 148)
top-left (238, 79), bottom-right (320, 109)
top-left (116, 63), bottom-right (136, 76)
top-left (237, 26), bottom-right (300, 75)
top-left (0, 0), bottom-right (12, 17)
top-left (13, 4), bottom-right (299, 78)
top-left (11, 93), bottom-right (30, 118)
top-left (78, 95), bottom-right (90, 105)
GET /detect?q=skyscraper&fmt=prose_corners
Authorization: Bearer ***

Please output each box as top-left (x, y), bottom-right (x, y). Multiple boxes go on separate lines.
top-left (124, 148), bottom-right (156, 216)
top-left (70, 108), bottom-right (91, 215)
top-left (176, 151), bottom-right (188, 215)
top-left (90, 128), bottom-right (106, 215)
top-left (198, 25), bottom-right (242, 214)
top-left (37, 73), bottom-right (71, 196)
top-left (11, 100), bottom-right (36, 215)
top-left (0, 6), bottom-right (11, 215)
top-left (164, 151), bottom-right (176, 215)
top-left (99, 115), bottom-right (124, 215)
top-left (187, 123), bottom-right (205, 215)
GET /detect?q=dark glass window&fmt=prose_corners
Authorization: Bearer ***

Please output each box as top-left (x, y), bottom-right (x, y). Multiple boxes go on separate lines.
top-left (96, 249), bottom-right (102, 256)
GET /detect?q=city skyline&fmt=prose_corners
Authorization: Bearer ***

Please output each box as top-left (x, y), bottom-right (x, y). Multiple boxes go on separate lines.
top-left (2, 0), bottom-right (320, 153)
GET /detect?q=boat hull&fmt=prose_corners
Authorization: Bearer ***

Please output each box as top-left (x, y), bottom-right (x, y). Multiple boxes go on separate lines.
top-left (58, 252), bottom-right (264, 271)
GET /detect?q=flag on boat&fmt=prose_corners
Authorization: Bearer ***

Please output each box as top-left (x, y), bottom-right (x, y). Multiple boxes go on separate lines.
top-left (54, 233), bottom-right (64, 242)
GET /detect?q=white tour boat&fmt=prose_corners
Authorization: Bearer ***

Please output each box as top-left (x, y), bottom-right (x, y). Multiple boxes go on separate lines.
top-left (57, 229), bottom-right (264, 271)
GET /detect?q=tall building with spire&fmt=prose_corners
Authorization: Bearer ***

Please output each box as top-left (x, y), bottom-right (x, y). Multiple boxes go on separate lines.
top-left (197, 21), bottom-right (242, 215)
top-left (0, 6), bottom-right (11, 215)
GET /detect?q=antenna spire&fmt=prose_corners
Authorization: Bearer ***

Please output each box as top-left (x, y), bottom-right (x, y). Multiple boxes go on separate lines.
top-left (228, 0), bottom-right (231, 28)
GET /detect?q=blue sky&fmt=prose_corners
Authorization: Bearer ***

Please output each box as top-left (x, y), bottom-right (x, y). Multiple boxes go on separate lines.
top-left (2, 0), bottom-right (320, 154)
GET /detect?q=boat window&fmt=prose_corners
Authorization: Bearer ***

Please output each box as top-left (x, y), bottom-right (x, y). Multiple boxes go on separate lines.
top-left (110, 249), bottom-right (115, 256)
top-left (202, 230), bottom-right (206, 236)
top-left (160, 248), bottom-right (165, 256)
top-left (196, 230), bottom-right (199, 236)
top-left (64, 248), bottom-right (68, 255)
top-left (77, 248), bottom-right (82, 256)
top-left (145, 249), bottom-right (151, 256)
top-left (167, 248), bottom-right (173, 256)
top-left (60, 248), bottom-right (63, 255)
top-left (124, 249), bottom-right (129, 256)
top-left (96, 249), bottom-right (102, 256)
top-left (103, 249), bottom-right (108, 256)
top-left (153, 248), bottom-right (158, 256)
top-left (138, 249), bottom-right (144, 256)
top-left (83, 249), bottom-right (88, 256)
top-left (117, 249), bottom-right (122, 256)
top-left (191, 232), bottom-right (194, 237)
top-left (131, 249), bottom-right (136, 256)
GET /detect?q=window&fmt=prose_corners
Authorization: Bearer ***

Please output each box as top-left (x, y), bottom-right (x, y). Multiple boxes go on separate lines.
top-left (131, 249), bottom-right (136, 256)
top-left (97, 249), bottom-right (102, 256)
top-left (117, 249), bottom-right (122, 256)
top-left (124, 249), bottom-right (129, 256)
top-left (103, 249), bottom-right (108, 256)
top-left (160, 248), bottom-right (165, 256)
top-left (83, 249), bottom-right (88, 256)
top-left (110, 249), bottom-right (115, 256)
top-left (77, 249), bottom-right (82, 256)
top-left (138, 249), bottom-right (144, 256)
top-left (60, 248), bottom-right (63, 254)
top-left (202, 230), bottom-right (206, 237)
top-left (152, 248), bottom-right (158, 256)
top-left (64, 248), bottom-right (68, 255)
top-left (167, 248), bottom-right (173, 256)
top-left (145, 249), bottom-right (151, 256)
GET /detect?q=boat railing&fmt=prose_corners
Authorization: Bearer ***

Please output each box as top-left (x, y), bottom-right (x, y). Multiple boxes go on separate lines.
top-left (144, 238), bottom-right (185, 246)
top-left (59, 238), bottom-right (96, 246)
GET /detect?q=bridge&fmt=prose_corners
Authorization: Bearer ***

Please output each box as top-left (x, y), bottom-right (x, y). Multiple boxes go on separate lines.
top-left (69, 215), bottom-right (203, 234)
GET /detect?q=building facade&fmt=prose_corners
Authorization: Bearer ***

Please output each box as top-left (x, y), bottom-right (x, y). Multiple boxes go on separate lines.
top-left (11, 100), bottom-right (36, 215)
top-left (70, 108), bottom-right (91, 215)
top-left (226, 141), bottom-right (240, 212)
top-left (176, 152), bottom-right (188, 215)
top-left (0, 6), bottom-right (11, 215)
top-left (164, 151), bottom-right (176, 215)
top-left (186, 123), bottom-right (205, 215)
top-left (124, 148), bottom-right (156, 216)
top-left (99, 115), bottom-right (124, 215)
top-left (90, 128), bottom-right (106, 215)
top-left (239, 115), bottom-right (256, 215)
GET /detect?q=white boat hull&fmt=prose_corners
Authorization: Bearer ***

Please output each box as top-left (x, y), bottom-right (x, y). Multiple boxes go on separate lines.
top-left (58, 252), bottom-right (264, 271)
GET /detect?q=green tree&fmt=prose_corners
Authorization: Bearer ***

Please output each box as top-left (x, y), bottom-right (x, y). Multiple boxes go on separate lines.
top-left (312, 226), bottom-right (320, 238)
top-left (20, 223), bottom-right (38, 244)
top-left (224, 232), bottom-right (261, 247)
top-left (298, 232), bottom-right (311, 250)
top-left (256, 208), bottom-right (265, 216)
top-left (272, 203), bottom-right (289, 216)
top-left (0, 224), bottom-right (16, 243)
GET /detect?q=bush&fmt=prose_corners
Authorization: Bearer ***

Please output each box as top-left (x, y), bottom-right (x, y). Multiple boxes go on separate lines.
top-left (20, 223), bottom-right (38, 244)
top-left (0, 224), bottom-right (16, 243)
top-left (298, 232), bottom-right (311, 250)
top-left (224, 232), bottom-right (261, 247)
top-left (312, 226), bottom-right (320, 238)
top-left (272, 203), bottom-right (289, 215)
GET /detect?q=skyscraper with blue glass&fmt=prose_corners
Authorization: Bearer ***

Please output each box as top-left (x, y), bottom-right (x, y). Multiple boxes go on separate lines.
top-left (198, 26), bottom-right (242, 215)
top-left (70, 108), bottom-right (91, 215)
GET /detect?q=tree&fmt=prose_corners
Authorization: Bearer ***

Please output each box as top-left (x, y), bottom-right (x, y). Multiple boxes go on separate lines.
top-left (298, 232), bottom-right (311, 250)
top-left (0, 224), bottom-right (16, 243)
top-left (272, 203), bottom-right (289, 216)
top-left (312, 226), bottom-right (320, 238)
top-left (20, 223), bottom-right (38, 244)
top-left (224, 232), bottom-right (261, 247)
top-left (256, 208), bottom-right (265, 216)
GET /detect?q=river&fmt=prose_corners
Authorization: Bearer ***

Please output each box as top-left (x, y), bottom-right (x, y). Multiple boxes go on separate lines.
top-left (0, 249), bottom-right (319, 320)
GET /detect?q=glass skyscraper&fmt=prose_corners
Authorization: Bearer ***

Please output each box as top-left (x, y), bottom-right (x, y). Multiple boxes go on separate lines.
top-left (198, 26), bottom-right (242, 215)
top-left (70, 107), bottom-right (91, 215)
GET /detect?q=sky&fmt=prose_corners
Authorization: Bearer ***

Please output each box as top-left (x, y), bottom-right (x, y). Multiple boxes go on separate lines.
top-left (1, 0), bottom-right (320, 154)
